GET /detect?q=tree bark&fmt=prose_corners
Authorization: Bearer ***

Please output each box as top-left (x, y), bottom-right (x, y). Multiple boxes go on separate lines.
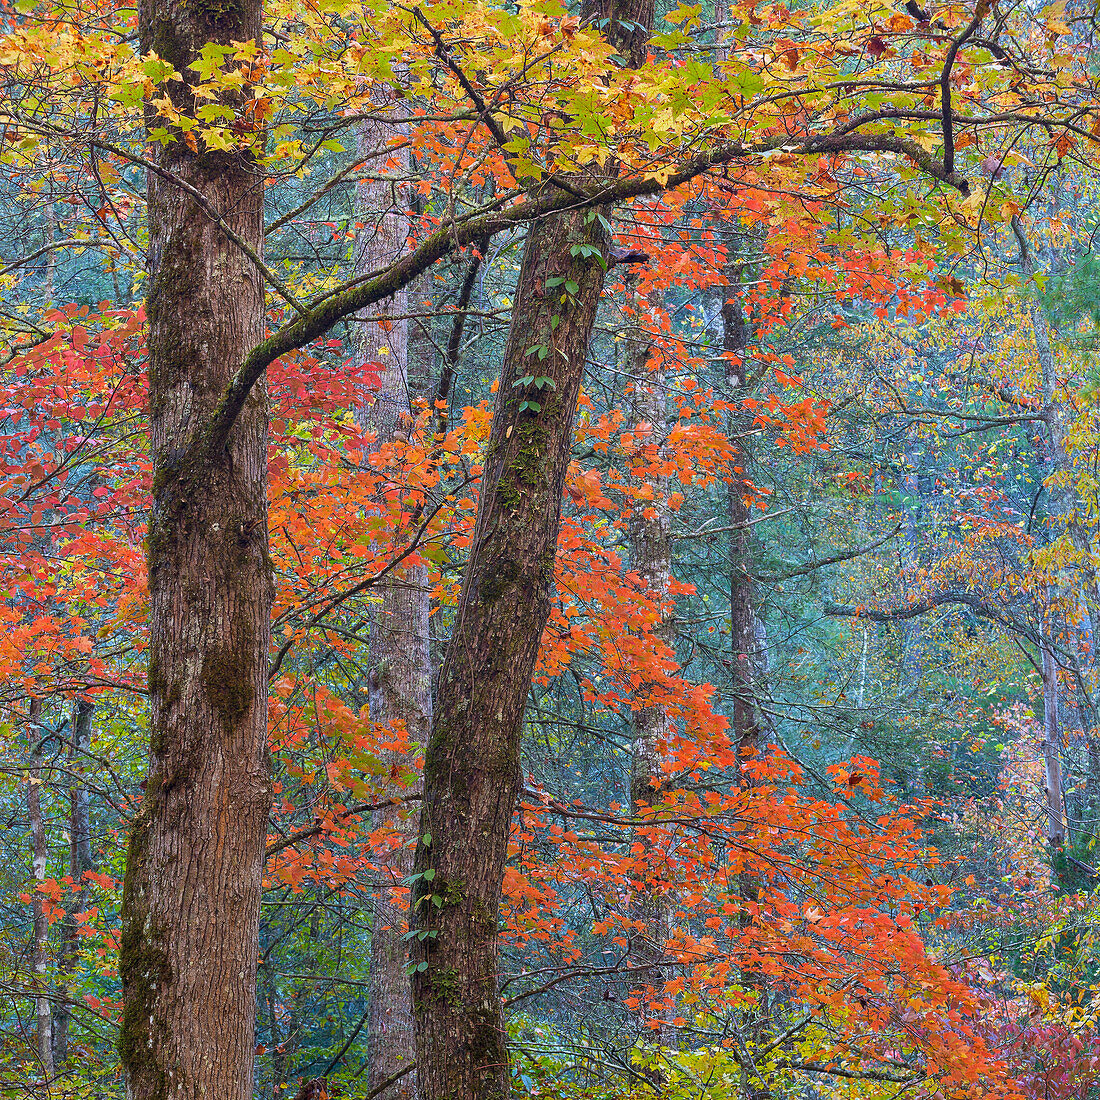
top-left (119, 2), bottom-right (272, 1098)
top-left (408, 10), bottom-right (653, 1092)
top-left (410, 194), bottom-right (611, 1100)
top-left (26, 697), bottom-right (54, 1082)
top-left (69, 699), bottom-right (94, 878)
top-left (356, 101), bottom-right (428, 1100)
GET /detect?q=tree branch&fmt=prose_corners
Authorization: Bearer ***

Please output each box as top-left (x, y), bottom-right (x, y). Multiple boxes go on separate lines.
top-left (941, 0), bottom-right (991, 175)
top-left (823, 590), bottom-right (1044, 649)
top-left (202, 128), bottom-right (975, 458)
top-left (265, 795), bottom-right (421, 858)
top-left (764, 523), bottom-right (903, 581)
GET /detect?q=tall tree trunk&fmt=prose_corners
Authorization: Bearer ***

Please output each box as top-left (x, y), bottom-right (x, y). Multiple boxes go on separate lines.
top-left (119, 1), bottom-right (272, 1097)
top-left (1014, 218), bottom-right (1074, 849)
top-left (26, 697), bottom-right (54, 1082)
top-left (408, 9), bottom-right (653, 1098)
top-left (624, 299), bottom-right (674, 1044)
top-left (709, 11), bottom-right (760, 788)
top-left (54, 697), bottom-right (94, 1070)
top-left (899, 447), bottom-right (927, 698)
top-left (721, 262), bottom-right (773, 1100)
top-left (356, 103), bottom-right (429, 1100)
top-left (410, 195), bottom-right (610, 1100)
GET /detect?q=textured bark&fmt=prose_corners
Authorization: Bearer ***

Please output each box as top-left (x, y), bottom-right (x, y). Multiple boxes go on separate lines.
top-left (26, 697), bottom-right (54, 1082)
top-left (356, 103), bottom-right (427, 1100)
top-left (409, 8), bottom-right (653, 1095)
top-left (410, 199), bottom-right (610, 1100)
top-left (118, 1), bottom-right (272, 1098)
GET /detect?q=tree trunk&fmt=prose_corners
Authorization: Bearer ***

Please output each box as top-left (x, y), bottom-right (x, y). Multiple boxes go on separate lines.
top-left (410, 195), bottom-right (610, 1100)
top-left (409, 8), bottom-right (653, 1095)
top-left (721, 263), bottom-right (773, 1100)
top-left (356, 102), bottom-right (428, 1100)
top-left (119, 1), bottom-right (272, 1097)
top-left (624, 295), bottom-right (674, 1044)
top-left (723, 279), bottom-right (759, 767)
top-left (1043, 604), bottom-right (1067, 845)
top-left (26, 697), bottom-right (54, 1082)
top-left (54, 697), bottom-right (94, 1069)
top-left (69, 699), bottom-right (94, 877)
top-left (1012, 216), bottom-right (1073, 849)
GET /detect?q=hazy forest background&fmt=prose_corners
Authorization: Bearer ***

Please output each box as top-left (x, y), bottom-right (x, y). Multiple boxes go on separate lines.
top-left (3, 0), bottom-right (1100, 1097)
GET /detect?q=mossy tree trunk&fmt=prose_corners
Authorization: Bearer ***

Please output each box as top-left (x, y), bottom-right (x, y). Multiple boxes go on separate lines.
top-left (409, 195), bottom-right (610, 1100)
top-left (119, 1), bottom-right (272, 1098)
top-left (408, 6), bottom-right (653, 1098)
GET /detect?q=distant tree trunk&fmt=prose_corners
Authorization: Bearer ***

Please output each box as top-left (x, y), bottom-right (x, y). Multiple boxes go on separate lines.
top-left (54, 697), bottom-right (94, 1069)
top-left (899, 447), bottom-right (927, 692)
top-left (408, 9), bottom-right (653, 1097)
top-left (1043, 603), bottom-right (1067, 845)
top-left (118, 1), bottom-right (272, 1098)
top-left (259, 960), bottom-right (278, 1098)
top-left (1014, 219), bottom-right (1072, 849)
top-left (26, 697), bottom-right (54, 1081)
top-left (624, 295), bottom-right (673, 1044)
top-left (279, 904), bottom-right (319, 1086)
top-left (723, 275), bottom-right (759, 766)
top-left (356, 102), bottom-right (428, 1100)
top-left (721, 262), bottom-right (773, 1100)
top-left (68, 699), bottom-right (94, 877)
